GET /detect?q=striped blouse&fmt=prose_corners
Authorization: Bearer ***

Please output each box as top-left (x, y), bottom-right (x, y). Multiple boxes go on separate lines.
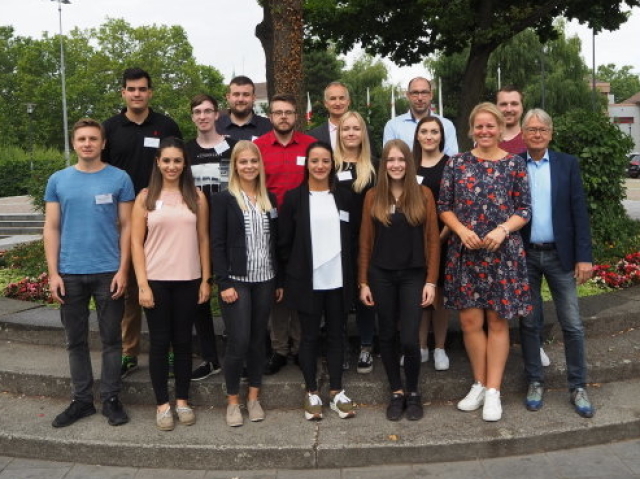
top-left (229, 192), bottom-right (275, 283)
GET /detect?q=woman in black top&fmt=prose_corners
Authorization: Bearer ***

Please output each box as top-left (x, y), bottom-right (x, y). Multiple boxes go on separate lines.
top-left (279, 141), bottom-right (356, 421)
top-left (334, 111), bottom-right (377, 374)
top-left (412, 116), bottom-right (451, 372)
top-left (210, 141), bottom-right (281, 427)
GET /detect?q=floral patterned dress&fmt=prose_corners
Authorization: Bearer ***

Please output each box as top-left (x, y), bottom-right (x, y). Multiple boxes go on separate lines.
top-left (438, 151), bottom-right (532, 320)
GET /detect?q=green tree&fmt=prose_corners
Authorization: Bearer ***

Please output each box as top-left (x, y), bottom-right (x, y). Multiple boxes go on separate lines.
top-left (303, 42), bottom-right (345, 127)
top-left (597, 63), bottom-right (640, 103)
top-left (305, 0), bottom-right (640, 149)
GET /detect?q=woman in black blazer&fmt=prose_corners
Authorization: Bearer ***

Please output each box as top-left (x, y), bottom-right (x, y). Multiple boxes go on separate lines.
top-left (278, 141), bottom-right (356, 421)
top-left (210, 140), bottom-right (282, 427)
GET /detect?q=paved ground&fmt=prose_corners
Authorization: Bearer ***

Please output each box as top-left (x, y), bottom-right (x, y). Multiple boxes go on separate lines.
top-left (0, 439), bottom-right (639, 478)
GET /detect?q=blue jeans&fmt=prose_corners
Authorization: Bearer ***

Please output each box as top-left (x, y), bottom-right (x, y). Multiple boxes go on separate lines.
top-left (60, 273), bottom-right (124, 403)
top-left (519, 249), bottom-right (587, 389)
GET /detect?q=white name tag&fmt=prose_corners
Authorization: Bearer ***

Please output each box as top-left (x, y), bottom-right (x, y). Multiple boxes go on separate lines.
top-left (95, 194), bottom-right (113, 205)
top-left (296, 156), bottom-right (306, 166)
top-left (269, 208), bottom-right (278, 219)
top-left (251, 136), bottom-right (259, 141)
top-left (337, 170), bottom-right (353, 181)
top-left (339, 210), bottom-right (349, 222)
top-left (416, 175), bottom-right (424, 184)
top-left (144, 137), bottom-right (160, 148)
top-left (216, 140), bottom-right (230, 154)
top-left (155, 200), bottom-right (163, 210)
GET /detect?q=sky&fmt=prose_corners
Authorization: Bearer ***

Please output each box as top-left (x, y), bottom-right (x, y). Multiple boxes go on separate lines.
top-left (4, 0), bottom-right (640, 87)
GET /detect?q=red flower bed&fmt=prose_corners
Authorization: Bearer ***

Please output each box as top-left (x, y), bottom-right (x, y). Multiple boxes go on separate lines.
top-left (4, 273), bottom-right (53, 303)
top-left (593, 252), bottom-right (640, 289)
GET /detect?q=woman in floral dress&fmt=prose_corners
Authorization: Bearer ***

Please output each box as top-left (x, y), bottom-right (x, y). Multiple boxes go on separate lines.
top-left (438, 102), bottom-right (531, 422)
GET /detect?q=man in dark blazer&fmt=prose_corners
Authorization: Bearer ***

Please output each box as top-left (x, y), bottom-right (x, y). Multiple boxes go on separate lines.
top-left (519, 108), bottom-right (595, 418)
top-left (307, 82), bottom-right (351, 149)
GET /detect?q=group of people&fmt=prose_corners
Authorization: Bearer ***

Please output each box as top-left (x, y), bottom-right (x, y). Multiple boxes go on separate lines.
top-left (43, 68), bottom-right (595, 433)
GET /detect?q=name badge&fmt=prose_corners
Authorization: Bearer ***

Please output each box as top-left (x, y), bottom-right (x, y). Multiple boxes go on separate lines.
top-left (269, 208), bottom-right (278, 219)
top-left (339, 210), bottom-right (349, 222)
top-left (416, 175), bottom-right (424, 184)
top-left (155, 200), bottom-right (163, 210)
top-left (337, 170), bottom-right (353, 181)
top-left (216, 140), bottom-right (230, 154)
top-left (144, 137), bottom-right (160, 148)
top-left (251, 136), bottom-right (259, 141)
top-left (95, 194), bottom-right (113, 205)
top-left (296, 156), bottom-right (306, 166)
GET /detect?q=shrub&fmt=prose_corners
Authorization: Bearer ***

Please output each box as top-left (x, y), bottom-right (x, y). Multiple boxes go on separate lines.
top-left (2, 240), bottom-right (48, 278)
top-left (552, 109), bottom-right (640, 263)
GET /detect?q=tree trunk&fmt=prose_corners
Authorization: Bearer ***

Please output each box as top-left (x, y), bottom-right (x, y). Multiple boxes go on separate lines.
top-left (256, 0), bottom-right (305, 128)
top-left (456, 42), bottom-right (495, 151)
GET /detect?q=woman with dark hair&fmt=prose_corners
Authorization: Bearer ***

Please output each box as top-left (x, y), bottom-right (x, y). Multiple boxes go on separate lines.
top-left (409, 116), bottom-right (451, 371)
top-left (210, 140), bottom-right (282, 427)
top-left (279, 141), bottom-right (357, 421)
top-left (334, 111), bottom-right (377, 374)
top-left (439, 102), bottom-right (531, 422)
top-left (131, 137), bottom-right (210, 431)
top-left (359, 139), bottom-right (440, 421)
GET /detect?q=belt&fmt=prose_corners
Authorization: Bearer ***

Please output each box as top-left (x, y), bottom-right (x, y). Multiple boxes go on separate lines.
top-left (529, 242), bottom-right (556, 251)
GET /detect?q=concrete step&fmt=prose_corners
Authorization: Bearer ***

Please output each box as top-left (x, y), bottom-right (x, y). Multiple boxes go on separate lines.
top-left (0, 226), bottom-right (44, 235)
top-left (0, 214), bottom-right (45, 222)
top-left (1, 324), bottom-right (639, 408)
top-left (1, 378), bottom-right (640, 470)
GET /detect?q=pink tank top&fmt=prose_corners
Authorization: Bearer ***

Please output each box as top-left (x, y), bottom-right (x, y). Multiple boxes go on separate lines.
top-left (144, 190), bottom-right (201, 281)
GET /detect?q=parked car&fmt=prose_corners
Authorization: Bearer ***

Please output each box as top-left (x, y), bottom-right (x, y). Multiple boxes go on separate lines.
top-left (629, 154), bottom-right (640, 179)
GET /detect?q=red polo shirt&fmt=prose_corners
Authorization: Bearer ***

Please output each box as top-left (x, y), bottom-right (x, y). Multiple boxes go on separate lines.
top-left (254, 130), bottom-right (317, 207)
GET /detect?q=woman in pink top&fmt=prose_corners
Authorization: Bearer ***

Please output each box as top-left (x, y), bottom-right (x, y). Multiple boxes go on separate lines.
top-left (131, 137), bottom-right (211, 431)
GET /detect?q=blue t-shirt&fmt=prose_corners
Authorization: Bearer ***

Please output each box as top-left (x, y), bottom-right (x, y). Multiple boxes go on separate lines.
top-left (44, 164), bottom-right (135, 274)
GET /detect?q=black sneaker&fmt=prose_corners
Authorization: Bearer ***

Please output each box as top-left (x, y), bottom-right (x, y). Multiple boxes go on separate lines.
top-left (102, 396), bottom-right (129, 426)
top-left (386, 393), bottom-right (405, 421)
top-left (120, 355), bottom-right (138, 378)
top-left (264, 353), bottom-right (287, 375)
top-left (52, 400), bottom-right (96, 428)
top-left (357, 348), bottom-right (373, 374)
top-left (405, 393), bottom-right (424, 421)
top-left (191, 361), bottom-right (222, 381)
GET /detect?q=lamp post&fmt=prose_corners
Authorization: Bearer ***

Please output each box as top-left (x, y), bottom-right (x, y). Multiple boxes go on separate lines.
top-left (26, 103), bottom-right (36, 171)
top-left (52, 0), bottom-right (71, 166)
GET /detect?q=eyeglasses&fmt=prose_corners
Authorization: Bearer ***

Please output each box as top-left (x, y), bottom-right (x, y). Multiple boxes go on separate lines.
top-left (192, 108), bottom-right (217, 115)
top-left (524, 127), bottom-right (551, 134)
top-left (271, 110), bottom-right (296, 117)
top-left (408, 90), bottom-right (431, 97)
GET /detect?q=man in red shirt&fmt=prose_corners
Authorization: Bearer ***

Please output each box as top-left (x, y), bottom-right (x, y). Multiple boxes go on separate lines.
top-left (496, 86), bottom-right (527, 154)
top-left (254, 94), bottom-right (316, 374)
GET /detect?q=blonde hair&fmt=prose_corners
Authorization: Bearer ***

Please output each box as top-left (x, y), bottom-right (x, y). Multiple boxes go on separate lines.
top-left (372, 139), bottom-right (426, 227)
top-left (334, 111), bottom-right (375, 193)
top-left (227, 141), bottom-right (272, 212)
top-left (467, 102), bottom-right (505, 140)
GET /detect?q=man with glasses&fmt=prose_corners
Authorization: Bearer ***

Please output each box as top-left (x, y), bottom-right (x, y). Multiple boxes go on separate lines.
top-left (383, 77), bottom-right (458, 155)
top-left (519, 108), bottom-right (595, 419)
top-left (184, 94), bottom-right (232, 381)
top-left (255, 94), bottom-right (316, 375)
top-left (216, 76), bottom-right (272, 141)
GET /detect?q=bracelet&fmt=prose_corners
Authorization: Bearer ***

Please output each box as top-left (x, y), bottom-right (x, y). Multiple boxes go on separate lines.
top-left (425, 283), bottom-right (436, 288)
top-left (497, 224), bottom-right (510, 237)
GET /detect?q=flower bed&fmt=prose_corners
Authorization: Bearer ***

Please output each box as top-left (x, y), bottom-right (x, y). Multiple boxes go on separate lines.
top-left (592, 252), bottom-right (640, 289)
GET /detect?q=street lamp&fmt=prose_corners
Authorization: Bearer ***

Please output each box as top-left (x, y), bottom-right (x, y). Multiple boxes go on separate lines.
top-left (52, 0), bottom-right (71, 166)
top-left (26, 103), bottom-right (36, 171)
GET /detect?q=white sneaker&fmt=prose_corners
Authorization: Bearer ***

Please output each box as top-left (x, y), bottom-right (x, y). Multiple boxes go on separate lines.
top-left (420, 348), bottom-right (429, 363)
top-left (458, 382), bottom-right (485, 411)
top-left (540, 347), bottom-right (551, 367)
top-left (482, 388), bottom-right (502, 421)
top-left (433, 348), bottom-right (450, 371)
top-left (329, 390), bottom-right (356, 419)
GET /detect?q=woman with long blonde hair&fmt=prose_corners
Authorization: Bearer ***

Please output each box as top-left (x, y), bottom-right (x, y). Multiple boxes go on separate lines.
top-left (210, 140), bottom-right (282, 427)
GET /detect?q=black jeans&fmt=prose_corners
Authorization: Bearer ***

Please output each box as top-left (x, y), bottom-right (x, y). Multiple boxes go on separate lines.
top-left (298, 288), bottom-right (346, 392)
top-left (369, 265), bottom-right (425, 393)
top-left (220, 279), bottom-right (276, 396)
top-left (60, 272), bottom-right (123, 403)
top-left (193, 301), bottom-right (219, 363)
top-left (144, 279), bottom-right (199, 405)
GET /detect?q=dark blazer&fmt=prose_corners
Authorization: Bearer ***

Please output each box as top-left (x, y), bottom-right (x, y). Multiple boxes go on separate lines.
top-left (278, 183), bottom-right (355, 314)
top-left (520, 149), bottom-right (593, 272)
top-left (210, 190), bottom-right (279, 291)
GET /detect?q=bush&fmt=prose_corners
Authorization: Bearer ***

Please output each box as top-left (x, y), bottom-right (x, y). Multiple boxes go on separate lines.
top-left (552, 109), bottom-right (640, 263)
top-left (0, 146), bottom-right (67, 212)
top-left (2, 240), bottom-right (48, 278)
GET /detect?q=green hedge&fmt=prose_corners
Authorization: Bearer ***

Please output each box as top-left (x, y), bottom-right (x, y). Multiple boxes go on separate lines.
top-left (0, 147), bottom-right (67, 212)
top-left (552, 109), bottom-right (640, 263)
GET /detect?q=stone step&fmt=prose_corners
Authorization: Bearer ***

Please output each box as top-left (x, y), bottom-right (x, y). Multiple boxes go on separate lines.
top-left (0, 214), bottom-right (45, 222)
top-left (1, 378), bottom-right (639, 470)
top-left (1, 324), bottom-right (639, 408)
top-left (0, 226), bottom-right (43, 235)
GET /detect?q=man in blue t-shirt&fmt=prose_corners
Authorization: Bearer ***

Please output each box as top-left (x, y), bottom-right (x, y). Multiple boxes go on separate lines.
top-left (44, 118), bottom-right (135, 428)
